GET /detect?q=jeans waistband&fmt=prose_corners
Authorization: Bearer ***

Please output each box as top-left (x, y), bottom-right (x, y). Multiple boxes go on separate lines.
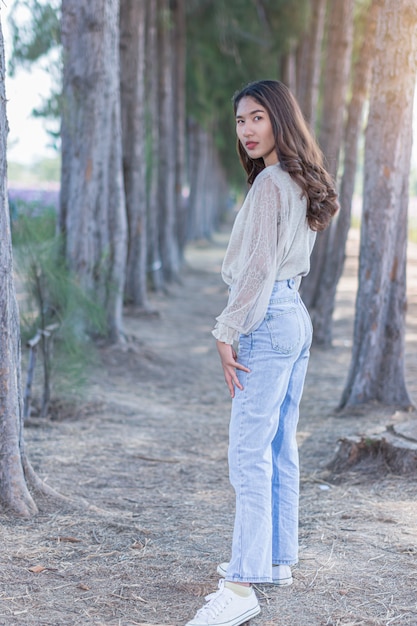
top-left (273, 278), bottom-right (298, 292)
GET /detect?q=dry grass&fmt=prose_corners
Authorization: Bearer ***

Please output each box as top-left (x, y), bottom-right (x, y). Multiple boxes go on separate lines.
top-left (1, 229), bottom-right (417, 625)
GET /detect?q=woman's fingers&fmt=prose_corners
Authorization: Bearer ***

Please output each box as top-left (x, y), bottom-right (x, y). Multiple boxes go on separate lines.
top-left (224, 361), bottom-right (250, 397)
top-left (224, 369), bottom-right (239, 397)
top-left (234, 361), bottom-right (250, 373)
top-left (216, 340), bottom-right (250, 397)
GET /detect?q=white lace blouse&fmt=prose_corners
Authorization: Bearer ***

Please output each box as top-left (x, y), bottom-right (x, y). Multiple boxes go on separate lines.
top-left (212, 163), bottom-right (316, 345)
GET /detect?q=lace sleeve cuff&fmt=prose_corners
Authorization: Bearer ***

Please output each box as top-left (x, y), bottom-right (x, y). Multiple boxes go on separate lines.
top-left (211, 322), bottom-right (239, 345)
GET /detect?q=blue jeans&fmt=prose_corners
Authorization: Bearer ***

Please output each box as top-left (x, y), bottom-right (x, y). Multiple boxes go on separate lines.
top-left (226, 279), bottom-right (313, 583)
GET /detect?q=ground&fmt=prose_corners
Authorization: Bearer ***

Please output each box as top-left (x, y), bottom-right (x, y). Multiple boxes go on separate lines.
top-left (1, 227), bottom-right (417, 626)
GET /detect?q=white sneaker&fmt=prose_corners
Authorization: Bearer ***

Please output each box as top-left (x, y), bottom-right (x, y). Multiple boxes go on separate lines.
top-left (217, 562), bottom-right (293, 586)
top-left (185, 579), bottom-right (260, 626)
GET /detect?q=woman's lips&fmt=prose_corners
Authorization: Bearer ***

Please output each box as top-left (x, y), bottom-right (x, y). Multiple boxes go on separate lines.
top-left (245, 142), bottom-right (258, 150)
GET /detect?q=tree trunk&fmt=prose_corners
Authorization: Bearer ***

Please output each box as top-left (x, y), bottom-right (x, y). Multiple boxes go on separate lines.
top-left (120, 0), bottom-right (149, 308)
top-left (280, 42), bottom-right (297, 94)
top-left (0, 14), bottom-right (96, 517)
top-left (173, 0), bottom-right (188, 259)
top-left (146, 0), bottom-right (164, 292)
top-left (306, 0), bottom-right (379, 347)
top-left (187, 117), bottom-right (199, 240)
top-left (158, 0), bottom-right (180, 282)
top-left (187, 121), bottom-right (228, 241)
top-left (339, 0), bottom-right (417, 409)
top-left (295, 0), bottom-right (326, 129)
top-left (318, 0), bottom-right (355, 180)
top-left (300, 0), bottom-right (354, 318)
top-left (0, 18), bottom-right (37, 517)
top-left (60, 0), bottom-right (127, 341)
top-left (188, 123), bottom-right (210, 240)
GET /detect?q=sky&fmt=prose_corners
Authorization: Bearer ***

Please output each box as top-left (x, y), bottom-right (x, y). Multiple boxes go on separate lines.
top-left (6, 66), bottom-right (57, 164)
top-left (1, 2), bottom-right (417, 169)
top-left (2, 3), bottom-right (58, 164)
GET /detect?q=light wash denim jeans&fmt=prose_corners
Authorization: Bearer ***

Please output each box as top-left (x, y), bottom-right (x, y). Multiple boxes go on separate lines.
top-left (226, 279), bottom-right (313, 583)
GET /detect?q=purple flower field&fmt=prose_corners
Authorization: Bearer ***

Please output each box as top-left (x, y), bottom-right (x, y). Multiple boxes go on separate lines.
top-left (8, 185), bottom-right (60, 214)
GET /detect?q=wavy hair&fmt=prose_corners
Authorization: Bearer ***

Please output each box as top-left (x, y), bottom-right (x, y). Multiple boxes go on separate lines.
top-left (233, 80), bottom-right (339, 231)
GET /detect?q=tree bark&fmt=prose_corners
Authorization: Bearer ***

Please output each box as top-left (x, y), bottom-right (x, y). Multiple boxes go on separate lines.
top-left (188, 122), bottom-right (211, 240)
top-left (318, 0), bottom-right (355, 180)
top-left (186, 117), bottom-right (199, 240)
top-left (120, 0), bottom-right (149, 308)
top-left (306, 0), bottom-right (379, 347)
top-left (339, 0), bottom-right (417, 409)
top-left (173, 0), bottom-right (188, 259)
top-left (328, 431), bottom-right (417, 477)
top-left (301, 0), bottom-right (354, 314)
top-left (60, 0), bottom-right (127, 341)
top-left (146, 0), bottom-right (164, 292)
top-left (0, 17), bottom-right (37, 517)
top-left (295, 0), bottom-right (326, 129)
top-left (158, 0), bottom-right (180, 282)
top-left (0, 13), bottom-right (95, 517)
top-left (280, 43), bottom-right (297, 94)
top-left (187, 120), bottom-right (228, 241)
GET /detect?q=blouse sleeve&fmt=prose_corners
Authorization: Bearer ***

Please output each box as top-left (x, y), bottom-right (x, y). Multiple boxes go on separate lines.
top-left (212, 175), bottom-right (282, 344)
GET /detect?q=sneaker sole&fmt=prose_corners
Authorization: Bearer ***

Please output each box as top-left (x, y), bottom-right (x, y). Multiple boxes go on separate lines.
top-left (224, 604), bottom-right (261, 626)
top-left (216, 564), bottom-right (293, 586)
top-left (186, 603), bottom-right (260, 626)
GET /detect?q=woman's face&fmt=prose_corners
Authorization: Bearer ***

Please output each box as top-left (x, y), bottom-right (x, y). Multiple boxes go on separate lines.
top-left (235, 96), bottom-right (278, 167)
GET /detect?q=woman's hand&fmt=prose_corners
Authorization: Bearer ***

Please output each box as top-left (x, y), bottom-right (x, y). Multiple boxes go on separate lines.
top-left (216, 340), bottom-right (250, 398)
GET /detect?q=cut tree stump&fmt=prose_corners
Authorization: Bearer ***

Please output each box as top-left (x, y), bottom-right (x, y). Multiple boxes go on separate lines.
top-left (328, 413), bottom-right (417, 476)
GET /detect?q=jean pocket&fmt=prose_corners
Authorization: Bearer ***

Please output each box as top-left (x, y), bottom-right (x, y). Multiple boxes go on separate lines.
top-left (265, 307), bottom-right (301, 354)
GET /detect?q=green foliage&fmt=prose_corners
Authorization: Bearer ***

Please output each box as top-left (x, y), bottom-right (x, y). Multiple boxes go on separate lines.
top-left (8, 0), bottom-right (62, 142)
top-left (12, 207), bottom-right (107, 405)
top-left (186, 0), bottom-right (309, 186)
top-left (7, 0), bottom-right (61, 74)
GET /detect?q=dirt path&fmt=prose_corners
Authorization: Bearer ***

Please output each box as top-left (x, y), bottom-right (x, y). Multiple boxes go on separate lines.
top-left (1, 228), bottom-right (417, 626)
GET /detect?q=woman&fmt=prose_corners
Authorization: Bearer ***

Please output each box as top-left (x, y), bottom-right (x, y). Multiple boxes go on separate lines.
top-left (185, 80), bottom-right (338, 626)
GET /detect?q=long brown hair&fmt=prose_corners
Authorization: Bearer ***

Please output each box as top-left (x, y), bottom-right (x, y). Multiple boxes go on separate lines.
top-left (233, 80), bottom-right (339, 231)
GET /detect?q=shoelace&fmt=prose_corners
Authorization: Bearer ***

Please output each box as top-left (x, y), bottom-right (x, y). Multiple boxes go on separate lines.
top-left (195, 579), bottom-right (232, 620)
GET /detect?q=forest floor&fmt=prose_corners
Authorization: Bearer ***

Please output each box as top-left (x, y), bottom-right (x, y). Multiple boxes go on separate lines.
top-left (1, 226), bottom-right (417, 626)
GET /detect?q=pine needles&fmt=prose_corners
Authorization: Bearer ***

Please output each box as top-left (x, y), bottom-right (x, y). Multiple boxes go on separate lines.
top-left (12, 202), bottom-right (106, 417)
